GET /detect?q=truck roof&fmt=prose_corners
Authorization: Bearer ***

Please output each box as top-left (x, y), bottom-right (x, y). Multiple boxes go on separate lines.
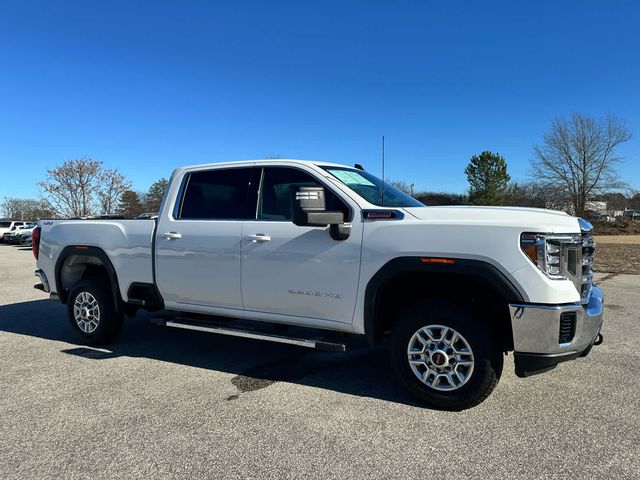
top-left (178, 159), bottom-right (353, 171)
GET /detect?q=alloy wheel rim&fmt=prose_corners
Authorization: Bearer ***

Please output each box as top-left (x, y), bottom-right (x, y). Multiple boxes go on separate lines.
top-left (73, 292), bottom-right (100, 334)
top-left (407, 324), bottom-right (475, 391)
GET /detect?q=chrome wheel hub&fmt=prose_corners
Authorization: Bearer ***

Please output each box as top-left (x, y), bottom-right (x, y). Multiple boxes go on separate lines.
top-left (73, 292), bottom-right (100, 334)
top-left (407, 324), bottom-right (474, 391)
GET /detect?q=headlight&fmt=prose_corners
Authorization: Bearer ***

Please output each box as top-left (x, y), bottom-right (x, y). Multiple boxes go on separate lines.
top-left (520, 233), bottom-right (546, 273)
top-left (520, 233), bottom-right (580, 279)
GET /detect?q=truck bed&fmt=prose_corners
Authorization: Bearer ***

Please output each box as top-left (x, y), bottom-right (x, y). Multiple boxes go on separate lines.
top-left (37, 219), bottom-right (156, 301)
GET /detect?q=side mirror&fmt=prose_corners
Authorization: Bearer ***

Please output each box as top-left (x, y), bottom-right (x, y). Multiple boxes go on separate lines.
top-left (291, 186), bottom-right (351, 240)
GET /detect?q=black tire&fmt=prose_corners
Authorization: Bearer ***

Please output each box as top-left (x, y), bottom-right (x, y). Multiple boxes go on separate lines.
top-left (67, 277), bottom-right (123, 346)
top-left (389, 300), bottom-right (503, 411)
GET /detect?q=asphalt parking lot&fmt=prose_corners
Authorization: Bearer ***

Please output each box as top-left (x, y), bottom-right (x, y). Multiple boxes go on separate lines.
top-left (0, 244), bottom-right (638, 479)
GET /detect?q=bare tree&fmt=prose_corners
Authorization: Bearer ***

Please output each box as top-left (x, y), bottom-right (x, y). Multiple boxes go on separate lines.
top-left (531, 113), bottom-right (632, 217)
top-left (98, 168), bottom-right (130, 215)
top-left (505, 182), bottom-right (561, 209)
top-left (38, 158), bottom-right (130, 218)
top-left (1, 197), bottom-right (21, 219)
top-left (1, 198), bottom-right (55, 220)
top-left (388, 180), bottom-right (414, 195)
top-left (38, 157), bottom-right (103, 217)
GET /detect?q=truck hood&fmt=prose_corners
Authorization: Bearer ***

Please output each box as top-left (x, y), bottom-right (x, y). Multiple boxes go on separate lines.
top-left (401, 206), bottom-right (580, 233)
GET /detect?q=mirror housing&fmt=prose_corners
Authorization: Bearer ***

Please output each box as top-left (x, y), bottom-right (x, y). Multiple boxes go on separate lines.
top-left (291, 186), bottom-right (343, 226)
top-left (291, 186), bottom-right (350, 240)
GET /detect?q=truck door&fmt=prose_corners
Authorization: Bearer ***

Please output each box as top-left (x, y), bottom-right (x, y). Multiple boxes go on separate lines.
top-left (241, 166), bottom-right (362, 324)
top-left (155, 166), bottom-right (258, 312)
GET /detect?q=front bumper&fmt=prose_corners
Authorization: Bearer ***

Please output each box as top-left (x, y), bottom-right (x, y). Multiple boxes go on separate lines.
top-left (509, 285), bottom-right (604, 377)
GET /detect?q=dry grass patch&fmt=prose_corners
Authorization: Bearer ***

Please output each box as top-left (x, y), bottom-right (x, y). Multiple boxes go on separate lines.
top-left (594, 235), bottom-right (640, 245)
top-left (595, 243), bottom-right (640, 275)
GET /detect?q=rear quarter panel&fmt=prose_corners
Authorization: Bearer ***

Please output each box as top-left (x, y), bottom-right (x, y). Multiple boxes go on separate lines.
top-left (37, 220), bottom-right (155, 301)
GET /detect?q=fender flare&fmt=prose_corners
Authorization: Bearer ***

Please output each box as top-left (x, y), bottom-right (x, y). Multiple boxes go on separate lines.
top-left (54, 245), bottom-right (123, 311)
top-left (363, 257), bottom-right (526, 346)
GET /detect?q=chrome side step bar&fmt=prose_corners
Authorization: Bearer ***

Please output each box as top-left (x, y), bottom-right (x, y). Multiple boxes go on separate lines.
top-left (160, 318), bottom-right (347, 352)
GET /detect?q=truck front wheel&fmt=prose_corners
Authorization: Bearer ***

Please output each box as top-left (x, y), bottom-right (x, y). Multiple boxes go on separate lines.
top-left (67, 277), bottom-right (123, 346)
top-left (389, 300), bottom-right (503, 410)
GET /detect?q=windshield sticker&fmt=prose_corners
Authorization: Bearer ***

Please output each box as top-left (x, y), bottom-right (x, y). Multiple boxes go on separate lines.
top-left (330, 170), bottom-right (376, 187)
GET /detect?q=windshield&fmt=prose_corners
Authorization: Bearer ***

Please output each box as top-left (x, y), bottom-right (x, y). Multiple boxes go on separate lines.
top-left (323, 167), bottom-right (424, 207)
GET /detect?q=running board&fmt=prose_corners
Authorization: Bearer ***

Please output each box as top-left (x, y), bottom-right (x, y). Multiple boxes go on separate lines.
top-left (161, 318), bottom-right (346, 352)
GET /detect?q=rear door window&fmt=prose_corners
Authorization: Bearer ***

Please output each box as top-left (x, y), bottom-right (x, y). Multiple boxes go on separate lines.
top-left (178, 168), bottom-right (258, 220)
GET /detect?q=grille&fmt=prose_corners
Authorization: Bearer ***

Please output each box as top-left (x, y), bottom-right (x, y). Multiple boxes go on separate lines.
top-left (561, 231), bottom-right (595, 304)
top-left (559, 312), bottom-right (577, 344)
top-left (580, 233), bottom-right (595, 302)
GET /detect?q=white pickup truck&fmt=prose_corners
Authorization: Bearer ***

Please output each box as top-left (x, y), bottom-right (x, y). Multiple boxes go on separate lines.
top-left (33, 159), bottom-right (604, 410)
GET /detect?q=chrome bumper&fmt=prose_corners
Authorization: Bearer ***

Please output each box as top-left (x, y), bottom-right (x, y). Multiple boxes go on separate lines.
top-left (509, 285), bottom-right (604, 355)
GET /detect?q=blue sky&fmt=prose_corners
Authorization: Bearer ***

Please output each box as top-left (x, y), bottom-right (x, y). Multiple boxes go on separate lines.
top-left (1, 1), bottom-right (639, 199)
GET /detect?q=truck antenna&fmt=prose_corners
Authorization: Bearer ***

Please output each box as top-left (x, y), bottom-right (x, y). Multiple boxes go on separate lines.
top-left (381, 135), bottom-right (385, 207)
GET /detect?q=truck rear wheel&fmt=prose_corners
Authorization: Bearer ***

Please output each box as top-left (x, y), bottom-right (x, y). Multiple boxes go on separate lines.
top-left (389, 300), bottom-right (502, 410)
top-left (67, 277), bottom-right (123, 345)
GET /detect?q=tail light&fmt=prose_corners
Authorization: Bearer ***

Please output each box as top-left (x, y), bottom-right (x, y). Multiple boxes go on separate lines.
top-left (32, 226), bottom-right (41, 260)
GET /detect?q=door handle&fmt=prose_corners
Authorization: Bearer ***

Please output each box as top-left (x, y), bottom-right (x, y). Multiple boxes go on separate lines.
top-left (161, 232), bottom-right (182, 240)
top-left (247, 233), bottom-right (271, 243)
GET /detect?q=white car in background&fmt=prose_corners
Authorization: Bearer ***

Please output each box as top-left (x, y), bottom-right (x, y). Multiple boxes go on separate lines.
top-left (16, 225), bottom-right (38, 245)
top-left (3, 224), bottom-right (35, 244)
top-left (0, 221), bottom-right (28, 243)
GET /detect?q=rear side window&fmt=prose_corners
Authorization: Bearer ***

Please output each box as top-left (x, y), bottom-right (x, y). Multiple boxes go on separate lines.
top-left (259, 167), bottom-right (350, 221)
top-left (178, 168), bottom-right (257, 220)
top-left (0, 222), bottom-right (10, 228)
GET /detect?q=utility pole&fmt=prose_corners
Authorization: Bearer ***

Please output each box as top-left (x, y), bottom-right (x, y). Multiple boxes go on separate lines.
top-left (410, 183), bottom-right (415, 196)
top-left (381, 135), bottom-right (385, 206)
